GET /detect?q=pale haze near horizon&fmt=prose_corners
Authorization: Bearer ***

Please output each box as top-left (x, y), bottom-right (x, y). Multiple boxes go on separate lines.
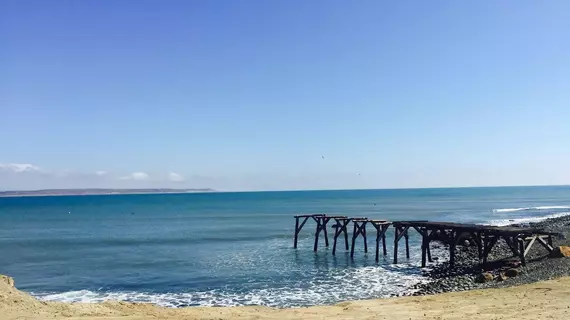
top-left (1, 1), bottom-right (569, 191)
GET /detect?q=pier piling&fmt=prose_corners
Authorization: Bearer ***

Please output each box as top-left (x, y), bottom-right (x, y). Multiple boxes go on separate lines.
top-left (350, 218), bottom-right (368, 258)
top-left (293, 214), bottom-right (326, 249)
top-left (369, 220), bottom-right (391, 262)
top-left (312, 215), bottom-right (331, 251)
top-left (331, 216), bottom-right (351, 255)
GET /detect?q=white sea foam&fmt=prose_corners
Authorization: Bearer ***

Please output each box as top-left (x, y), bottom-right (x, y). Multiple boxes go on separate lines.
top-left (534, 206), bottom-right (570, 210)
top-left (492, 208), bottom-right (529, 213)
top-left (492, 205), bottom-right (570, 213)
top-left (486, 211), bottom-right (570, 227)
top-left (33, 265), bottom-right (430, 308)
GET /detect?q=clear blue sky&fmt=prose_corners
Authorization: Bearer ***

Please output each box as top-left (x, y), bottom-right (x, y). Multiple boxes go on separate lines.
top-left (1, 0), bottom-right (569, 191)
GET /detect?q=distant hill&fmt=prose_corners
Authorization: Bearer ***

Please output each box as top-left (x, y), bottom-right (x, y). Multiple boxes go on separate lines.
top-left (0, 188), bottom-right (215, 197)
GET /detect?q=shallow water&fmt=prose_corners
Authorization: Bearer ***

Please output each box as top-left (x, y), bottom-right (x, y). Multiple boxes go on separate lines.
top-left (1, 186), bottom-right (569, 307)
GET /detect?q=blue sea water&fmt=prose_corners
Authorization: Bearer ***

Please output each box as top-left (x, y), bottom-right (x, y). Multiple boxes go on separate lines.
top-left (1, 186), bottom-right (570, 307)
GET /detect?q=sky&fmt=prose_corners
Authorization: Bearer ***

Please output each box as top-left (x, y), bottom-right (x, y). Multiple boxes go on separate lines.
top-left (1, 0), bottom-right (570, 191)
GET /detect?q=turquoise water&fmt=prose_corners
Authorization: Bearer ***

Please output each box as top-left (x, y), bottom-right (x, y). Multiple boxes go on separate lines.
top-left (1, 186), bottom-right (570, 307)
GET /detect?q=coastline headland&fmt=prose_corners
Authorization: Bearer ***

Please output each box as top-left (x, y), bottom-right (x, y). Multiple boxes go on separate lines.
top-left (0, 188), bottom-right (215, 197)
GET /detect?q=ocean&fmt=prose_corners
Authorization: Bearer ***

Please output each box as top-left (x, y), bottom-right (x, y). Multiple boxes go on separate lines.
top-left (1, 186), bottom-right (570, 307)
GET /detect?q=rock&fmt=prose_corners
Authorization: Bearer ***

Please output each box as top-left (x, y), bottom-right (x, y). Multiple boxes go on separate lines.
top-left (497, 273), bottom-right (508, 282)
top-left (476, 272), bottom-right (494, 283)
top-left (457, 232), bottom-right (473, 246)
top-left (505, 268), bottom-right (520, 278)
top-left (550, 246), bottom-right (570, 258)
top-left (0, 275), bottom-right (15, 287)
top-left (507, 261), bottom-right (522, 268)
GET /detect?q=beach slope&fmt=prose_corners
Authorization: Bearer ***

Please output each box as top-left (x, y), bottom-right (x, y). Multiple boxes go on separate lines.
top-left (1, 274), bottom-right (569, 319)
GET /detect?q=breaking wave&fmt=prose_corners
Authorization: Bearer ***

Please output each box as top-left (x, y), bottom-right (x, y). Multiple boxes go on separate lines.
top-left (486, 211), bottom-right (570, 227)
top-left (33, 265), bottom-right (428, 308)
top-left (492, 206), bottom-right (570, 213)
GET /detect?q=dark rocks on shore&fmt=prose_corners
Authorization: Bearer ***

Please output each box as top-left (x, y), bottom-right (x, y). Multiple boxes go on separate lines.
top-left (406, 214), bottom-right (570, 296)
top-left (505, 268), bottom-right (519, 278)
top-left (550, 246), bottom-right (570, 258)
top-left (496, 273), bottom-right (508, 282)
top-left (476, 272), bottom-right (494, 283)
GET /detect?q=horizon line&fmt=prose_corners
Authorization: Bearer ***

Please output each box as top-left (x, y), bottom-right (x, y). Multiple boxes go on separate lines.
top-left (1, 184), bottom-right (569, 196)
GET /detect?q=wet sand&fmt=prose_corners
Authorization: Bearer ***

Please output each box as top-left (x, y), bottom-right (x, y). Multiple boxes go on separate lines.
top-left (2, 274), bottom-right (569, 319)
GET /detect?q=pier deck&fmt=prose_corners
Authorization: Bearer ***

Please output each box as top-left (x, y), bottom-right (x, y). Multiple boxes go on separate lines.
top-left (294, 215), bottom-right (557, 268)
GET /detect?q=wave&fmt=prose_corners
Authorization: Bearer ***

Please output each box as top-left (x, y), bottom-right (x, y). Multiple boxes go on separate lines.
top-left (32, 266), bottom-right (427, 308)
top-left (486, 211), bottom-right (570, 227)
top-left (492, 205), bottom-right (570, 213)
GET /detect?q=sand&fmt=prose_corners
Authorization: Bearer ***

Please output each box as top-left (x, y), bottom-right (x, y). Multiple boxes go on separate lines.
top-left (2, 274), bottom-right (569, 320)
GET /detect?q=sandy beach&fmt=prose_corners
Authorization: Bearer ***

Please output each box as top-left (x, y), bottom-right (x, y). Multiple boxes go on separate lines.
top-left (1, 274), bottom-right (569, 320)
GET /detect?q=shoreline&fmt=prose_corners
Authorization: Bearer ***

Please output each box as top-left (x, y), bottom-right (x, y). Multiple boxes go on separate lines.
top-left (2, 274), bottom-right (570, 319)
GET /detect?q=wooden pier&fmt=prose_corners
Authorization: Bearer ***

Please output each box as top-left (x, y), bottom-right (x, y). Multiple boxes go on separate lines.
top-left (293, 215), bottom-right (557, 267)
top-left (294, 214), bottom-right (392, 261)
top-left (293, 214), bottom-right (331, 251)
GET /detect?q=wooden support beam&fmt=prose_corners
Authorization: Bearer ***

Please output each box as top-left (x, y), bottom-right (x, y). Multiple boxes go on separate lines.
top-left (427, 233), bottom-right (432, 263)
top-left (344, 225), bottom-right (350, 251)
top-left (332, 218), bottom-right (351, 255)
top-left (412, 227), bottom-right (434, 267)
top-left (476, 231), bottom-right (482, 260)
top-left (396, 226), bottom-right (408, 242)
top-left (523, 236), bottom-right (537, 257)
top-left (313, 217), bottom-right (320, 252)
top-left (421, 240), bottom-right (427, 267)
top-left (404, 229), bottom-right (410, 259)
top-left (375, 230), bottom-right (380, 262)
top-left (293, 216), bottom-right (310, 248)
top-left (393, 225), bottom-right (410, 264)
top-left (536, 236), bottom-right (555, 252)
top-left (482, 235), bottom-right (499, 264)
top-left (370, 221), bottom-right (391, 262)
top-left (518, 238), bottom-right (526, 266)
top-left (361, 221), bottom-right (368, 253)
top-left (449, 230), bottom-right (457, 267)
top-left (548, 235), bottom-right (553, 248)
top-left (421, 230), bottom-right (428, 268)
top-left (294, 214), bottom-right (325, 218)
top-left (294, 217), bottom-right (299, 249)
top-left (504, 235), bottom-right (520, 257)
top-left (393, 225), bottom-right (399, 264)
top-left (350, 219), bottom-right (368, 258)
top-left (323, 220), bottom-right (330, 247)
top-left (312, 215), bottom-right (331, 252)
top-left (382, 225), bottom-right (388, 256)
